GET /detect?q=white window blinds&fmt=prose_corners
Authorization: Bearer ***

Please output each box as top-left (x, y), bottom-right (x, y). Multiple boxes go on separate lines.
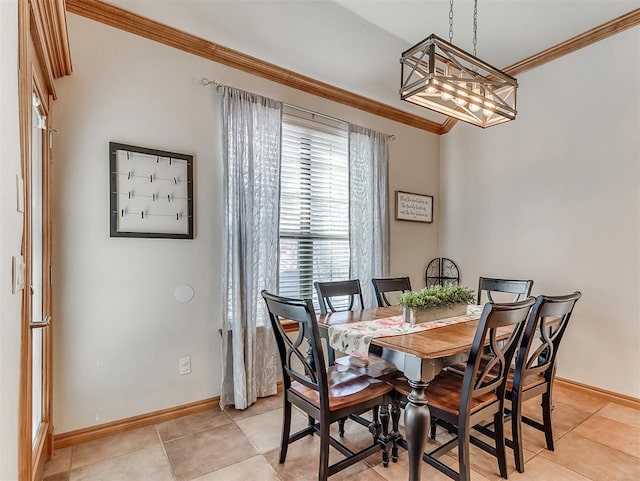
top-left (279, 109), bottom-right (349, 302)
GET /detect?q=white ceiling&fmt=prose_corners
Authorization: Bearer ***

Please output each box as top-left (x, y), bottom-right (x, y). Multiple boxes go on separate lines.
top-left (103, 1), bottom-right (639, 124)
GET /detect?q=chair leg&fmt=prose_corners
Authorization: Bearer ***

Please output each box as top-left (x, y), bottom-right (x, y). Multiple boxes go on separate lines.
top-left (390, 399), bottom-right (401, 463)
top-left (458, 421), bottom-right (471, 481)
top-left (379, 404), bottom-right (390, 467)
top-left (280, 400), bottom-right (292, 463)
top-left (338, 418), bottom-right (346, 437)
top-left (542, 390), bottom-right (554, 451)
top-left (429, 417), bottom-right (437, 440)
top-left (511, 392), bottom-right (525, 473)
top-left (319, 417), bottom-right (331, 481)
top-left (494, 411), bottom-right (508, 479)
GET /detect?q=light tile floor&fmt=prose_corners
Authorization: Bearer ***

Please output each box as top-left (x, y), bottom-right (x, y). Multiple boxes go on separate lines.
top-left (44, 386), bottom-right (640, 481)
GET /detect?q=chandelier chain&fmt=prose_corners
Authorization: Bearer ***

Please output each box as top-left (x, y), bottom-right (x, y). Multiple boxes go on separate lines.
top-left (473, 0), bottom-right (478, 57)
top-left (448, 0), bottom-right (454, 43)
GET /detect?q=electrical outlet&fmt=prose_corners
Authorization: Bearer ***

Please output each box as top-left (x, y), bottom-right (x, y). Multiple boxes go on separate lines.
top-left (179, 357), bottom-right (191, 375)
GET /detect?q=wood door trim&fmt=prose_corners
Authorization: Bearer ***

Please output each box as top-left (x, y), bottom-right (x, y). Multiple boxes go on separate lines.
top-left (19, 2), bottom-right (64, 479)
top-left (30, 0), bottom-right (73, 97)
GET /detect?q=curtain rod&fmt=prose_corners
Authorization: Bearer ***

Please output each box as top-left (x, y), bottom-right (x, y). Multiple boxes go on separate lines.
top-left (201, 77), bottom-right (396, 141)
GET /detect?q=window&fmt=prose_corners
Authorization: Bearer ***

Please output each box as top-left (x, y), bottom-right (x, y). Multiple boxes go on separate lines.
top-left (279, 108), bottom-right (349, 303)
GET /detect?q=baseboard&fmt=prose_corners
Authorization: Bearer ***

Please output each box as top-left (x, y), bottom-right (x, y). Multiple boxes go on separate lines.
top-left (53, 378), bottom-right (636, 451)
top-left (555, 377), bottom-right (640, 410)
top-left (53, 397), bottom-right (219, 450)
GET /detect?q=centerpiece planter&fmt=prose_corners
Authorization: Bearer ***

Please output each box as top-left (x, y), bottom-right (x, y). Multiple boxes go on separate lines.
top-left (403, 303), bottom-right (468, 326)
top-left (398, 284), bottom-right (475, 326)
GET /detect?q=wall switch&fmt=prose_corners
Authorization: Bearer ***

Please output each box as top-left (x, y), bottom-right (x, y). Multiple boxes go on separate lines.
top-left (16, 175), bottom-right (24, 213)
top-left (179, 357), bottom-right (191, 375)
top-left (12, 255), bottom-right (25, 294)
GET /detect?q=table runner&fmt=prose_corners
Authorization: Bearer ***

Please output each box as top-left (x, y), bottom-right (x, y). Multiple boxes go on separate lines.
top-left (328, 314), bottom-right (473, 359)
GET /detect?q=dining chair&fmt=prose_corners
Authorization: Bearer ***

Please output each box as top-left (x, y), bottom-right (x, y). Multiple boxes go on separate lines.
top-left (507, 291), bottom-right (582, 472)
top-left (314, 279), bottom-right (372, 364)
top-left (314, 278), bottom-right (399, 461)
top-left (387, 297), bottom-right (535, 481)
top-left (261, 290), bottom-right (394, 481)
top-left (428, 277), bottom-right (534, 440)
top-left (314, 279), bottom-right (365, 314)
top-left (371, 276), bottom-right (412, 307)
top-left (477, 277), bottom-right (534, 304)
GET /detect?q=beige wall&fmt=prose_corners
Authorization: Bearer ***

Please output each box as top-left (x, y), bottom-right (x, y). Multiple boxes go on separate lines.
top-left (0, 1), bottom-right (22, 479)
top-left (440, 28), bottom-right (640, 397)
top-left (52, 14), bottom-right (439, 433)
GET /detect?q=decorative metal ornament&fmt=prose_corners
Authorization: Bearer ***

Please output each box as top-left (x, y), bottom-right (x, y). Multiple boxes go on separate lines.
top-left (400, 1), bottom-right (518, 128)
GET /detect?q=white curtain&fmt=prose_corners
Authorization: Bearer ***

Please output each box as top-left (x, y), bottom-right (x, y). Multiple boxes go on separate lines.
top-left (220, 86), bottom-right (282, 409)
top-left (348, 125), bottom-right (390, 308)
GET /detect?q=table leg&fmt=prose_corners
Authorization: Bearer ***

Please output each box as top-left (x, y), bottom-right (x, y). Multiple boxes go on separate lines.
top-left (404, 379), bottom-right (430, 481)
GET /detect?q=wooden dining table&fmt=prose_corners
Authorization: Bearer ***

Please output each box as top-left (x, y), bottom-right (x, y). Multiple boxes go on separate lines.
top-left (317, 305), bottom-right (501, 481)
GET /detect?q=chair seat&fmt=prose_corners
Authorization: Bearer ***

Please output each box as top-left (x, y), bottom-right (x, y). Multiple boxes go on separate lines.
top-left (506, 370), bottom-right (546, 393)
top-left (447, 362), bottom-right (546, 394)
top-left (290, 365), bottom-right (392, 411)
top-left (385, 370), bottom-right (498, 416)
top-left (335, 355), bottom-right (398, 378)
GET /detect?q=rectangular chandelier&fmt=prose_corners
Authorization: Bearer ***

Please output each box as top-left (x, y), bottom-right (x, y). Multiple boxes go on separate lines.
top-left (400, 34), bottom-right (518, 128)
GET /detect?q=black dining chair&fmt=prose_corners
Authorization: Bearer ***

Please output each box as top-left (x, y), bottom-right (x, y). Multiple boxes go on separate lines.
top-left (507, 292), bottom-right (582, 472)
top-left (372, 277), bottom-right (412, 307)
top-left (477, 277), bottom-right (534, 304)
top-left (313, 278), bottom-right (399, 462)
top-left (261, 290), bottom-right (394, 481)
top-left (386, 298), bottom-right (535, 481)
top-left (314, 279), bottom-right (365, 314)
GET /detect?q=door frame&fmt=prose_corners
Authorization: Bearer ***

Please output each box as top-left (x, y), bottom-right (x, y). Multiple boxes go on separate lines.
top-left (17, 1), bottom-right (71, 480)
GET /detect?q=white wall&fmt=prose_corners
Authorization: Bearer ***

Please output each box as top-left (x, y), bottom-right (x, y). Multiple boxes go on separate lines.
top-left (440, 29), bottom-right (640, 397)
top-left (53, 14), bottom-right (439, 433)
top-left (0, 1), bottom-right (22, 479)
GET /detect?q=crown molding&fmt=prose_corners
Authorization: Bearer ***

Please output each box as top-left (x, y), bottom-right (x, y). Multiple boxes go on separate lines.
top-left (441, 8), bottom-right (640, 134)
top-left (504, 8), bottom-right (640, 77)
top-left (65, 1), bottom-right (639, 136)
top-left (65, 0), bottom-right (444, 135)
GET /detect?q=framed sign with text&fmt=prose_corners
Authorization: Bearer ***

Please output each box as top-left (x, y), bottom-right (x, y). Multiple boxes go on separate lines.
top-left (395, 190), bottom-right (433, 223)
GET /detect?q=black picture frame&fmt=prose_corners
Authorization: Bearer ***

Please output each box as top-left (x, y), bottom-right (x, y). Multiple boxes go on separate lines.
top-left (109, 142), bottom-right (194, 239)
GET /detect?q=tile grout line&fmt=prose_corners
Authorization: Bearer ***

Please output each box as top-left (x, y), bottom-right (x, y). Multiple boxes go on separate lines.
top-left (155, 423), bottom-right (178, 481)
top-left (228, 403), bottom-right (288, 481)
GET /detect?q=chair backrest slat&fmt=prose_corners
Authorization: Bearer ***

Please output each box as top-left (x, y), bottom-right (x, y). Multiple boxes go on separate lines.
top-left (461, 298), bottom-right (535, 411)
top-left (514, 292), bottom-right (582, 388)
top-left (262, 290), bottom-right (329, 406)
top-left (372, 277), bottom-right (412, 307)
top-left (477, 277), bottom-right (534, 304)
top-left (314, 280), bottom-right (364, 314)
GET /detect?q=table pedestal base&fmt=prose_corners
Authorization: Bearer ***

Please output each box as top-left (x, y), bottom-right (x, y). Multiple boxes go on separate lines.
top-left (404, 380), bottom-right (431, 481)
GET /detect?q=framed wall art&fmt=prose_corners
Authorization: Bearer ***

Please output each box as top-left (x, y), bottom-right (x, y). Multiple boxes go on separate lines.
top-left (395, 190), bottom-right (433, 223)
top-left (110, 142), bottom-right (194, 239)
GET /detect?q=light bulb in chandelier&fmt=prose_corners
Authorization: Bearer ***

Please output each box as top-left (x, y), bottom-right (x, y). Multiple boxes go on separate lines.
top-left (441, 83), bottom-right (455, 101)
top-left (455, 97), bottom-right (467, 107)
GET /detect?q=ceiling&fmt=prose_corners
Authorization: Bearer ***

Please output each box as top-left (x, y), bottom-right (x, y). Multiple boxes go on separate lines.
top-left (103, 1), bottom-right (639, 124)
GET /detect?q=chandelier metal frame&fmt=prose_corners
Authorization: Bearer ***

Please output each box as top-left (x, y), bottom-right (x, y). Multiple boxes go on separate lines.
top-left (399, 1), bottom-right (518, 128)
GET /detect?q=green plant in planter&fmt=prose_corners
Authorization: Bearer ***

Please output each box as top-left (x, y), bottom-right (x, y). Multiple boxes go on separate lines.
top-left (398, 284), bottom-right (475, 309)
